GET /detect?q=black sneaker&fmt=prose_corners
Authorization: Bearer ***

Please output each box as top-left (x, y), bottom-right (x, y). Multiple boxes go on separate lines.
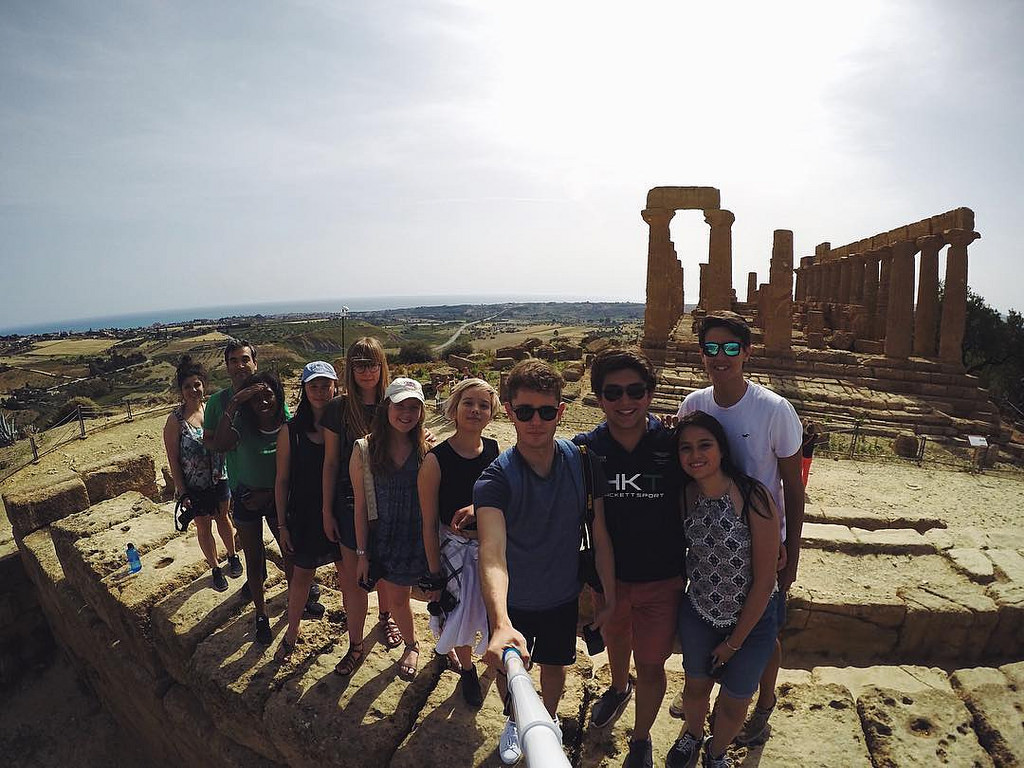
top-left (666, 731), bottom-right (703, 768)
top-left (624, 739), bottom-right (653, 768)
top-left (304, 597), bottom-right (326, 619)
top-left (460, 665), bottom-right (483, 708)
top-left (590, 679), bottom-right (633, 728)
top-left (254, 614), bottom-right (272, 645)
top-left (211, 567), bottom-right (229, 592)
top-left (227, 554), bottom-right (243, 579)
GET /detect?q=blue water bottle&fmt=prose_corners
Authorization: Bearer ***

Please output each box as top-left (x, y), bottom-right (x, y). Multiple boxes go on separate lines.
top-left (126, 543), bottom-right (142, 574)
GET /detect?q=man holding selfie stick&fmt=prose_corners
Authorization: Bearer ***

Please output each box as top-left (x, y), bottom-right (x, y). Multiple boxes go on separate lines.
top-left (476, 359), bottom-right (617, 766)
top-left (574, 349), bottom-right (684, 768)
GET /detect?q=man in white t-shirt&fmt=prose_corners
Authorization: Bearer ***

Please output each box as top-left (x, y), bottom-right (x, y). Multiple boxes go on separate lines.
top-left (674, 311), bottom-right (804, 748)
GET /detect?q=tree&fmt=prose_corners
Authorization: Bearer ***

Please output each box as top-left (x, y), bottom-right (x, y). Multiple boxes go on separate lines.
top-left (398, 340), bottom-right (433, 364)
top-left (959, 287), bottom-right (1023, 414)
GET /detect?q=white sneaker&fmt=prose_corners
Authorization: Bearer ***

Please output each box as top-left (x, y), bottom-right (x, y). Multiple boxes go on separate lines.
top-left (499, 717), bottom-right (522, 765)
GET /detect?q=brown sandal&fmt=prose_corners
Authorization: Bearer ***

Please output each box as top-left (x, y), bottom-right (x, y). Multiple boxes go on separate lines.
top-left (274, 634), bottom-right (298, 662)
top-left (397, 641), bottom-right (419, 681)
top-left (333, 642), bottom-right (365, 676)
top-left (380, 612), bottom-right (403, 649)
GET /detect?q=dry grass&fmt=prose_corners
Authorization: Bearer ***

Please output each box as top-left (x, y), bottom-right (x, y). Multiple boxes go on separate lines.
top-left (24, 338), bottom-right (118, 357)
top-left (471, 324), bottom-right (590, 352)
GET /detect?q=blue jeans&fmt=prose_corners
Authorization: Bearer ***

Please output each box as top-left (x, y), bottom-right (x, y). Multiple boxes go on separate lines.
top-left (678, 590), bottom-right (780, 699)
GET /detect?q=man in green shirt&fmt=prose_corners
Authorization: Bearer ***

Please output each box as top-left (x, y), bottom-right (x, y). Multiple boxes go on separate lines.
top-left (204, 339), bottom-right (314, 645)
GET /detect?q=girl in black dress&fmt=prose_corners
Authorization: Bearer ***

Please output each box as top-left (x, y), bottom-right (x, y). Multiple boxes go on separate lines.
top-left (273, 361), bottom-right (340, 660)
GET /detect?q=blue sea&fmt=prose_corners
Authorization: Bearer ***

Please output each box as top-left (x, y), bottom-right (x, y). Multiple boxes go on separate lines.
top-left (2, 294), bottom-right (636, 336)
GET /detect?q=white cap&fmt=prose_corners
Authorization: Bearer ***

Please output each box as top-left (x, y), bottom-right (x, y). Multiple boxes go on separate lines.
top-left (384, 377), bottom-right (424, 404)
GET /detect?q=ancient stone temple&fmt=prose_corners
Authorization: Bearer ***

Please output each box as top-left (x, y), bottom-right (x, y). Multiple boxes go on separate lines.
top-left (640, 187), bottom-right (1008, 450)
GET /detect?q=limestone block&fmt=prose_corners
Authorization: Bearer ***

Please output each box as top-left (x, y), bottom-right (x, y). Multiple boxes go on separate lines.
top-left (52, 494), bottom-right (215, 674)
top-left (806, 332), bottom-right (825, 349)
top-left (2, 473), bottom-right (89, 540)
top-left (397, 640), bottom-right (594, 768)
top-left (808, 506), bottom-right (945, 534)
top-left (563, 362), bottom-right (584, 383)
top-left (829, 331), bottom-right (856, 351)
top-left (785, 604), bottom-right (900, 662)
top-left (945, 548), bottom-right (996, 584)
top-left (151, 559), bottom-right (286, 685)
top-left (801, 522), bottom-right (859, 552)
top-left (521, 337), bottom-right (543, 350)
top-left (533, 343), bottom-right (557, 360)
top-left (892, 433), bottom-right (920, 458)
top-left (1000, 661), bottom-right (1024, 688)
top-left (855, 339), bottom-right (884, 355)
top-left (77, 451), bottom-right (159, 502)
top-left (263, 598), bottom-right (445, 767)
top-left (897, 583), bottom-right (998, 663)
top-left (745, 682), bottom-right (872, 767)
top-left (448, 354), bottom-right (475, 370)
top-left (950, 667), bottom-right (1024, 767)
top-left (496, 345), bottom-right (530, 360)
top-left (576, 659), bottom-right (682, 767)
top-left (850, 527), bottom-right (933, 555)
top-left (987, 549), bottom-right (1024, 584)
top-left (925, 528), bottom-right (957, 551)
top-left (492, 356), bottom-right (516, 370)
top-left (162, 684), bottom-right (280, 768)
top-left (857, 685), bottom-right (994, 767)
top-left (985, 582), bottom-right (1024, 657)
top-left (188, 584), bottom-right (291, 762)
top-left (646, 186), bottom-right (720, 210)
top-left (812, 665), bottom-right (953, 696)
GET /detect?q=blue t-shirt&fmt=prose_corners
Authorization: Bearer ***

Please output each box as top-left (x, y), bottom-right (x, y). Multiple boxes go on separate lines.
top-left (474, 439), bottom-right (605, 611)
top-left (574, 415), bottom-right (684, 583)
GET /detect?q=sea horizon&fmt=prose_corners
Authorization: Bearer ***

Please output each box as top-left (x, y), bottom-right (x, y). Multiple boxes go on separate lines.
top-left (0, 293), bottom-right (641, 336)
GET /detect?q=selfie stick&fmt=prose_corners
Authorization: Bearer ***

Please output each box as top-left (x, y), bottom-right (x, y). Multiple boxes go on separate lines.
top-left (502, 647), bottom-right (571, 768)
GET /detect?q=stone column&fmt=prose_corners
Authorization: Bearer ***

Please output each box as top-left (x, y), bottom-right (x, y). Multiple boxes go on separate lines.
top-left (850, 254), bottom-right (865, 303)
top-left (862, 253), bottom-right (880, 336)
top-left (884, 240), bottom-right (920, 358)
top-left (828, 260), bottom-right (842, 302)
top-left (873, 246), bottom-right (893, 340)
top-left (764, 230), bottom-right (794, 354)
top-left (669, 250), bottom-right (683, 323)
top-left (913, 234), bottom-right (944, 358)
top-left (838, 256), bottom-right (852, 305)
top-left (704, 209), bottom-right (735, 312)
top-left (642, 207), bottom-right (677, 347)
top-left (939, 228), bottom-right (981, 364)
top-left (698, 262), bottom-right (709, 309)
top-left (747, 272), bottom-right (758, 303)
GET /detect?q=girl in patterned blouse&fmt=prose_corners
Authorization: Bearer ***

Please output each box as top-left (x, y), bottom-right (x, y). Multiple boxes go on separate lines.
top-left (667, 411), bottom-right (781, 768)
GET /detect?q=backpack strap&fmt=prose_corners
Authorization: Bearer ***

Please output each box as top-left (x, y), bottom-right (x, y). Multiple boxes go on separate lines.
top-left (355, 437), bottom-right (378, 522)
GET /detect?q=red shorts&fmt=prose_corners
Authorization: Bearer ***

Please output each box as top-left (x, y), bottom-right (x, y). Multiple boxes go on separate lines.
top-left (600, 576), bottom-right (685, 666)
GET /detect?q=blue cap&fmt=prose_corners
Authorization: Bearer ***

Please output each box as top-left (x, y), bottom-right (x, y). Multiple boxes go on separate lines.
top-left (300, 361), bottom-right (338, 384)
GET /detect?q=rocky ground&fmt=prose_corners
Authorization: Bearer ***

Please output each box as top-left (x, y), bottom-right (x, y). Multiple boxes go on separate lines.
top-left (1, 400), bottom-right (1022, 767)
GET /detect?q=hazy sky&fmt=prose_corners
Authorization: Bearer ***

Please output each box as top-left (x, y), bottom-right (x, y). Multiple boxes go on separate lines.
top-left (2, 0), bottom-right (1022, 331)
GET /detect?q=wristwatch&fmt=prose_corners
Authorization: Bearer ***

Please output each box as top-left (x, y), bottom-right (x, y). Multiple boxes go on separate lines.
top-left (356, 548), bottom-right (367, 557)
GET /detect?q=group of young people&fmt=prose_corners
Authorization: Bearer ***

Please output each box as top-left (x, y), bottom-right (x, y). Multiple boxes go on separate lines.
top-left (162, 311), bottom-right (806, 768)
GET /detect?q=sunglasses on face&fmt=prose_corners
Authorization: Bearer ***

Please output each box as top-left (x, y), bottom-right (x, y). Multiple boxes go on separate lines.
top-left (601, 382), bottom-right (649, 401)
top-left (511, 404), bottom-right (559, 422)
top-left (351, 361), bottom-right (381, 373)
top-left (702, 341), bottom-right (743, 357)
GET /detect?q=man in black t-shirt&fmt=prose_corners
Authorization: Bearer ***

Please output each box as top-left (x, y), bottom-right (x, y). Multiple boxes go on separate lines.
top-left (574, 349), bottom-right (684, 768)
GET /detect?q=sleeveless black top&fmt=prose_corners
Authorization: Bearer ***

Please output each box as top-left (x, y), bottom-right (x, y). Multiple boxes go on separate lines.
top-left (430, 437), bottom-right (500, 526)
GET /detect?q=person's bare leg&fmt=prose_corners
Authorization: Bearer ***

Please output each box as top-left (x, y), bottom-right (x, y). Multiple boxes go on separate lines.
top-left (383, 581), bottom-right (415, 644)
top-left (194, 516), bottom-right (218, 568)
top-left (605, 624), bottom-right (632, 693)
top-left (237, 524), bottom-right (266, 614)
top-left (338, 548), bottom-right (367, 644)
top-left (754, 640), bottom-right (781, 710)
top-left (213, 507), bottom-right (236, 558)
top-left (681, 677), bottom-right (715, 740)
top-left (285, 566), bottom-right (315, 642)
top-left (710, 693), bottom-right (752, 757)
top-left (539, 664), bottom-right (566, 719)
top-left (454, 644), bottom-right (473, 669)
top-left (632, 662), bottom-right (666, 742)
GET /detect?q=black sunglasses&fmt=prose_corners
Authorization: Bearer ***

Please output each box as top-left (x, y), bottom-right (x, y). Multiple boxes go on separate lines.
top-left (702, 341), bottom-right (743, 357)
top-left (601, 382), bottom-right (649, 401)
top-left (351, 360), bottom-right (381, 373)
top-left (511, 404), bottom-right (559, 422)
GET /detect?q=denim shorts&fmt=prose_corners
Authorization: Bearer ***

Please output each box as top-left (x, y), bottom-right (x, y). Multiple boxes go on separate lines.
top-left (678, 590), bottom-right (780, 700)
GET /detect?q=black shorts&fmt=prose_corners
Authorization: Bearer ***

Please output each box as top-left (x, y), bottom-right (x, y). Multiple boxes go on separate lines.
top-left (186, 480), bottom-right (230, 518)
top-left (507, 598), bottom-right (579, 667)
top-left (231, 485), bottom-right (278, 531)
